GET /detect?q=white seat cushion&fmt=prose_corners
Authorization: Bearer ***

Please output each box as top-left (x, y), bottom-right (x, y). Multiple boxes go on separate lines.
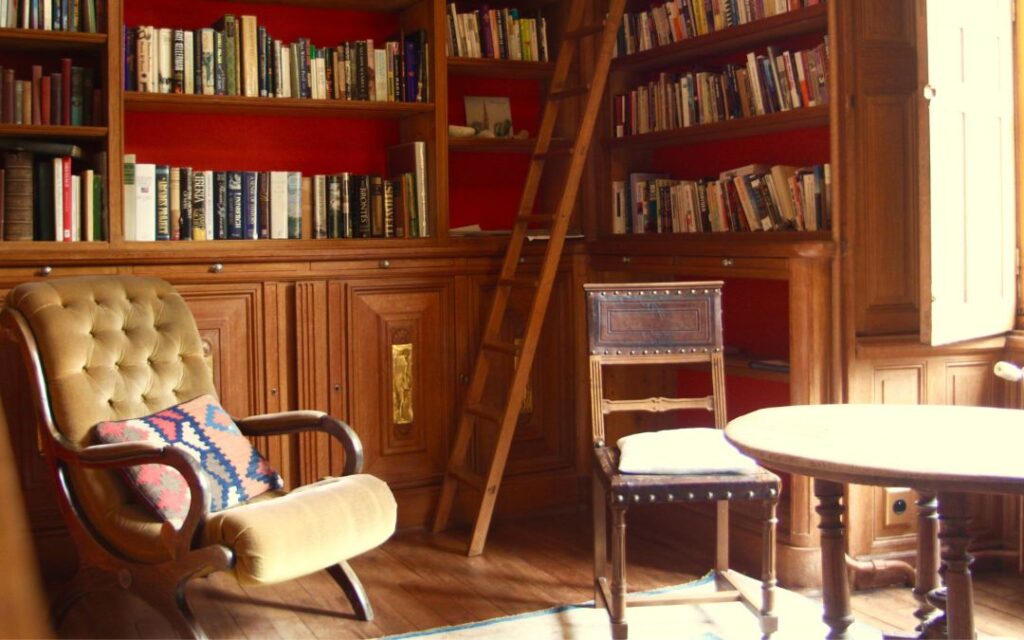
top-left (617, 428), bottom-right (760, 475)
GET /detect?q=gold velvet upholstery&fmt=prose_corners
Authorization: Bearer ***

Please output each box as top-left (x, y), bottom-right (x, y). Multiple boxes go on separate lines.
top-left (1, 275), bottom-right (397, 638)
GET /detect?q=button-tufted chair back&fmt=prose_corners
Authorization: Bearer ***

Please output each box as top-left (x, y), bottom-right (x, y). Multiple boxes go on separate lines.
top-left (7, 276), bottom-right (217, 447)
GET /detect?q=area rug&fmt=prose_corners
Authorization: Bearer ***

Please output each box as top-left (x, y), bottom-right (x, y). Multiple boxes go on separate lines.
top-left (381, 571), bottom-right (882, 640)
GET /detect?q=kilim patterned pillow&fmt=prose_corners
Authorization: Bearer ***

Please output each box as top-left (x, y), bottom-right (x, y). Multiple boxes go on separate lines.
top-left (94, 394), bottom-right (284, 526)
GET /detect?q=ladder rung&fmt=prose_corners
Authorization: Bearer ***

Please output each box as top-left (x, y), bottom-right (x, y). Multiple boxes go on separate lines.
top-left (549, 84), bottom-right (590, 100)
top-left (465, 402), bottom-right (504, 424)
top-left (449, 465), bottom-right (485, 490)
top-left (498, 276), bottom-right (538, 289)
top-left (565, 22), bottom-right (606, 39)
top-left (534, 148), bottom-right (575, 159)
top-left (481, 339), bottom-right (519, 356)
top-left (516, 214), bottom-right (554, 224)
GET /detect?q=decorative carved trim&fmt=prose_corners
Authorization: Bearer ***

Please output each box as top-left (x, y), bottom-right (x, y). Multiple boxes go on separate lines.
top-left (392, 330), bottom-right (413, 428)
top-left (601, 396), bottom-right (712, 415)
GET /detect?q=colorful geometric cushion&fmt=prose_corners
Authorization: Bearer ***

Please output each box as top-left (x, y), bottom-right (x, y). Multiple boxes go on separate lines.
top-left (94, 394), bottom-right (284, 526)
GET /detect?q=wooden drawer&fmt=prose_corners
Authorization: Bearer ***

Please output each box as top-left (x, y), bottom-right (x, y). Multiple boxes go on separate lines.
top-left (0, 266), bottom-right (120, 288)
top-left (132, 262), bottom-right (310, 280)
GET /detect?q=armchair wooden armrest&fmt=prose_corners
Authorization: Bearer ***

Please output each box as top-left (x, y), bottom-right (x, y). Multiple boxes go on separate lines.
top-left (236, 412), bottom-right (364, 475)
top-left (74, 441), bottom-right (211, 560)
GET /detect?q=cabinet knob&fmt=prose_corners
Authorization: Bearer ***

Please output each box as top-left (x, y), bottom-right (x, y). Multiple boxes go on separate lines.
top-left (722, 258), bottom-right (734, 267)
top-left (209, 263), bottom-right (224, 274)
top-left (333, 384), bottom-right (341, 392)
top-left (379, 259), bottom-right (391, 269)
top-left (270, 388), bottom-right (278, 396)
top-left (459, 374), bottom-right (470, 385)
top-left (922, 84), bottom-right (937, 101)
top-left (621, 256), bottom-right (631, 264)
top-left (37, 265), bottom-right (52, 277)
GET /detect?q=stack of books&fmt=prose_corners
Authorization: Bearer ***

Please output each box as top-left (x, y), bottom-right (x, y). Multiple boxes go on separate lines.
top-left (1, 59), bottom-right (102, 127)
top-left (1, 0), bottom-right (104, 32)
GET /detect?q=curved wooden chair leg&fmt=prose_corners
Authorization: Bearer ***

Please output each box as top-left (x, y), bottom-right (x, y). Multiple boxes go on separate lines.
top-left (327, 560), bottom-right (374, 621)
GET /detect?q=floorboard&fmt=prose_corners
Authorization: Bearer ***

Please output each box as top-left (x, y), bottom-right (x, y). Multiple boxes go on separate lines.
top-left (54, 509), bottom-right (1024, 639)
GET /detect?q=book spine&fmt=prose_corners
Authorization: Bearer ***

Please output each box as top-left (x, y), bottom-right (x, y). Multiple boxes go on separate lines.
top-left (227, 170), bottom-right (242, 239)
top-left (257, 170), bottom-right (270, 238)
top-left (287, 171), bottom-right (301, 239)
top-left (357, 175), bottom-right (370, 238)
top-left (60, 155), bottom-right (72, 240)
top-left (3, 151), bottom-right (33, 240)
top-left (242, 170), bottom-right (257, 238)
top-left (213, 171), bottom-right (227, 239)
top-left (340, 172), bottom-right (352, 237)
top-left (312, 174), bottom-right (326, 238)
top-left (222, 15), bottom-right (237, 96)
top-left (213, 30), bottom-right (226, 95)
top-left (191, 170), bottom-right (206, 240)
top-left (154, 164), bottom-right (170, 240)
top-left (179, 166), bottom-right (192, 239)
top-left (370, 175), bottom-right (383, 237)
top-left (60, 57), bottom-right (71, 124)
top-left (269, 171), bottom-right (288, 239)
top-left (168, 165), bottom-right (180, 240)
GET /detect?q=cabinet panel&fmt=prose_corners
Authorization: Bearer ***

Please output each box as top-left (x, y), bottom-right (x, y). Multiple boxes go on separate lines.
top-left (347, 278), bottom-right (455, 488)
top-left (466, 270), bottom-right (575, 476)
top-left (838, 0), bottom-right (921, 337)
top-left (847, 349), bottom-right (1004, 560)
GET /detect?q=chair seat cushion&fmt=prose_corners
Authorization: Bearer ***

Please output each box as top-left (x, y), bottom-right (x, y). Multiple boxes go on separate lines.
top-left (203, 474), bottom-right (397, 586)
top-left (94, 394), bottom-right (284, 526)
top-left (617, 428), bottom-right (760, 475)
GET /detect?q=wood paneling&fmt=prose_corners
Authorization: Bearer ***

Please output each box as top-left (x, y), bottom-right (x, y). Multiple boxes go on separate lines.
top-left (467, 269), bottom-right (575, 476)
top-left (347, 278), bottom-right (455, 488)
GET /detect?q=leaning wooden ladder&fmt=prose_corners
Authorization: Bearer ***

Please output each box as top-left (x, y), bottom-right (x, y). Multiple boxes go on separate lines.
top-left (432, 0), bottom-right (627, 556)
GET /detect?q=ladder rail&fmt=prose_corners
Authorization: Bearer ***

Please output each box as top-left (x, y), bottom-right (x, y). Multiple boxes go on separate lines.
top-left (434, 0), bottom-right (628, 554)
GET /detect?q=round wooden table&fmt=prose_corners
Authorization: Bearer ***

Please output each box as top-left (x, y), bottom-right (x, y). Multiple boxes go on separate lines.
top-left (725, 404), bottom-right (1024, 640)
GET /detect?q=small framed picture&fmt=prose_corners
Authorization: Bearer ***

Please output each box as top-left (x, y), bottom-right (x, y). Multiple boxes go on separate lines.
top-left (464, 95), bottom-right (514, 137)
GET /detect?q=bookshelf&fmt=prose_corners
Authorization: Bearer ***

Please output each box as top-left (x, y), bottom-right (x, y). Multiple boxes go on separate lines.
top-left (584, 0), bottom-right (835, 586)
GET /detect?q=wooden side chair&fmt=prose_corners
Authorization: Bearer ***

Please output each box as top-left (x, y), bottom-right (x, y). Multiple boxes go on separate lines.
top-left (0, 275), bottom-right (397, 638)
top-left (585, 281), bottom-right (781, 640)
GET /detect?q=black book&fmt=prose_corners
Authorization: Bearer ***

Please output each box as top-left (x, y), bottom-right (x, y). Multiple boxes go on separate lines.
top-left (124, 27), bottom-right (137, 92)
top-left (356, 174), bottom-right (371, 238)
top-left (326, 174), bottom-right (340, 238)
top-left (226, 171), bottom-right (242, 239)
top-left (179, 167), bottom-right (192, 239)
top-left (172, 29), bottom-right (185, 93)
top-left (242, 171), bottom-right (257, 239)
top-left (257, 26), bottom-right (268, 98)
top-left (213, 171), bottom-right (227, 239)
top-left (356, 40), bottom-right (368, 101)
top-left (213, 30), bottom-right (226, 95)
top-left (33, 156), bottom-right (54, 240)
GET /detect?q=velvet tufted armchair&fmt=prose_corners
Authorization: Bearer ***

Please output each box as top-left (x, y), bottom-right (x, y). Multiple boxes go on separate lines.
top-left (0, 275), bottom-right (397, 638)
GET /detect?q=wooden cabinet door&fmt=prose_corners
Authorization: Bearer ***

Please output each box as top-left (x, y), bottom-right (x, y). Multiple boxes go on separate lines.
top-left (345, 277), bottom-right (455, 489)
top-left (465, 267), bottom-right (575, 476)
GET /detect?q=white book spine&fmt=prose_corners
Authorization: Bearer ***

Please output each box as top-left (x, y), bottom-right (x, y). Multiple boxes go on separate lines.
top-left (123, 154), bottom-right (137, 241)
top-left (204, 170), bottom-right (214, 236)
top-left (135, 163), bottom-right (157, 241)
top-left (183, 31), bottom-right (194, 94)
top-left (269, 170), bottom-right (288, 239)
top-left (70, 175), bottom-right (80, 242)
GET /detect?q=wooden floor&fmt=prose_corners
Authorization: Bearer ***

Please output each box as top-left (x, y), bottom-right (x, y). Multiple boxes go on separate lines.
top-left (59, 509), bottom-right (1024, 639)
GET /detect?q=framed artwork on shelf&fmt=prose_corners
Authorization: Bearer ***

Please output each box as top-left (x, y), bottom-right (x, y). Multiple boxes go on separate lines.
top-left (464, 95), bottom-right (513, 138)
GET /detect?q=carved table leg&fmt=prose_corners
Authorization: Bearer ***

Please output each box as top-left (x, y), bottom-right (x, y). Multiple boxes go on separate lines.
top-left (913, 492), bottom-right (940, 632)
top-left (937, 492), bottom-right (975, 640)
top-left (815, 478), bottom-right (853, 639)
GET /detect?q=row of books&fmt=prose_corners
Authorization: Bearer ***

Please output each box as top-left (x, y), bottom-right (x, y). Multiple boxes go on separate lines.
top-left (445, 4), bottom-right (549, 62)
top-left (123, 141), bottom-right (428, 242)
top-left (614, 0), bottom-right (822, 57)
top-left (612, 163), bottom-right (830, 235)
top-left (1, 60), bottom-right (101, 127)
top-left (612, 41), bottom-right (828, 137)
top-left (0, 0), bottom-right (103, 32)
top-left (1, 146), bottom-right (106, 242)
top-left (125, 18), bottom-right (429, 103)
